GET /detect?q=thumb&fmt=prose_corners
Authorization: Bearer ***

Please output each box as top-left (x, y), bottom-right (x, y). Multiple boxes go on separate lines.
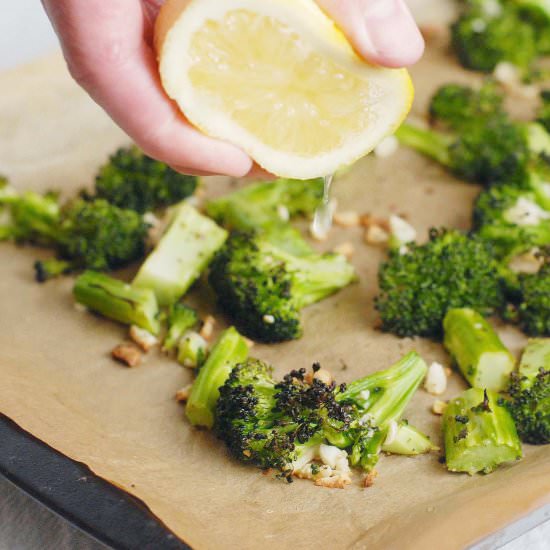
top-left (315, 0), bottom-right (424, 68)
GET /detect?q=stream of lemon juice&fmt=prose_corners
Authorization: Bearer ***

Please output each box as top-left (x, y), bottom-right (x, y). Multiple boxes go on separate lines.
top-left (311, 174), bottom-right (334, 239)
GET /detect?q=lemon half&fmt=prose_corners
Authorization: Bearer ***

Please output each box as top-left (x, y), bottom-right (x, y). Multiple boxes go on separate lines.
top-left (155, 0), bottom-right (414, 178)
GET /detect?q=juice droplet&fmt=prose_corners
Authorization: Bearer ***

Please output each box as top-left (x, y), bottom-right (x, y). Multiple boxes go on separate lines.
top-left (311, 174), bottom-right (334, 240)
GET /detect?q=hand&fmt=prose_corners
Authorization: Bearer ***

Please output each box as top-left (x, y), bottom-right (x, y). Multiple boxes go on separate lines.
top-left (42, 0), bottom-right (424, 177)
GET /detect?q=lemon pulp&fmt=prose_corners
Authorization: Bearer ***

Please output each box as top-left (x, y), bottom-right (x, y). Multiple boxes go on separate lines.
top-left (188, 10), bottom-right (379, 156)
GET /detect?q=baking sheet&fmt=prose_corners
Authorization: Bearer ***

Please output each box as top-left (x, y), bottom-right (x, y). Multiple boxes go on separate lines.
top-left (0, 35), bottom-right (549, 550)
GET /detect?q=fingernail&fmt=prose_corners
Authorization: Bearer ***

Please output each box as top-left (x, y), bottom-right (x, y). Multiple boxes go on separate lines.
top-left (363, 0), bottom-right (424, 67)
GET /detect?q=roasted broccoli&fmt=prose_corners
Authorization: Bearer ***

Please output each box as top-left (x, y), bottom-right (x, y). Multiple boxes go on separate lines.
top-left (133, 202), bottom-right (227, 306)
top-left (206, 177), bottom-right (324, 256)
top-left (0, 182), bottom-right (60, 246)
top-left (163, 303), bottom-right (199, 352)
top-left (381, 421), bottom-right (438, 455)
top-left (375, 229), bottom-right (506, 339)
top-left (73, 270), bottom-right (160, 334)
top-left (443, 308), bottom-right (516, 392)
top-left (429, 82), bottom-right (505, 130)
top-left (185, 327), bottom-right (250, 428)
top-left (508, 257), bottom-right (550, 335)
top-left (208, 231), bottom-right (356, 342)
top-left (507, 338), bottom-right (550, 444)
top-left (473, 177), bottom-right (550, 258)
top-left (451, 0), bottom-right (538, 73)
top-left (177, 331), bottom-right (208, 369)
top-left (214, 352), bottom-right (427, 480)
top-left (396, 118), bottom-right (550, 186)
top-left (443, 387), bottom-right (522, 475)
top-left (93, 146), bottom-right (198, 213)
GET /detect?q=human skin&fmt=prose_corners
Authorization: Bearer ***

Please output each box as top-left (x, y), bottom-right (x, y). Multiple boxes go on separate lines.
top-left (41, 0), bottom-right (424, 177)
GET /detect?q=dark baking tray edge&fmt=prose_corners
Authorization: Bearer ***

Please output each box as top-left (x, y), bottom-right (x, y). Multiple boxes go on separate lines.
top-left (0, 414), bottom-right (190, 550)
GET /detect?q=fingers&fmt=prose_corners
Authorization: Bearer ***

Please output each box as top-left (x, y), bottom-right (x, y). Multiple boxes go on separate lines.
top-left (315, 0), bottom-right (424, 67)
top-left (41, 0), bottom-right (253, 177)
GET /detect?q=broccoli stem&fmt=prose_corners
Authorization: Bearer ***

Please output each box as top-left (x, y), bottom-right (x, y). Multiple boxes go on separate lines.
top-left (177, 331), bottom-right (208, 369)
top-left (133, 203), bottom-right (227, 306)
top-left (443, 388), bottom-right (522, 475)
top-left (163, 303), bottom-right (198, 352)
top-left (381, 422), bottom-right (439, 455)
top-left (444, 308), bottom-right (516, 392)
top-left (34, 258), bottom-right (73, 282)
top-left (395, 123), bottom-right (453, 167)
top-left (518, 337), bottom-right (550, 380)
top-left (185, 327), bottom-right (249, 428)
top-left (73, 271), bottom-right (160, 334)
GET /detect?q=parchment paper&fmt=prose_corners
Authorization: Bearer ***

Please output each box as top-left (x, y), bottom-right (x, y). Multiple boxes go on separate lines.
top-left (1, 35), bottom-right (549, 550)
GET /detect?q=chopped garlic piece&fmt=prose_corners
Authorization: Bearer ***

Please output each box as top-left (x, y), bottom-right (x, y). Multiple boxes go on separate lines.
top-left (277, 205), bottom-right (290, 222)
top-left (424, 362), bottom-right (448, 396)
top-left (334, 210), bottom-right (360, 227)
top-left (504, 198), bottom-right (550, 227)
top-left (175, 383), bottom-right (193, 402)
top-left (389, 214), bottom-right (416, 245)
top-left (199, 315), bottom-right (216, 340)
top-left (333, 241), bottom-right (355, 259)
top-left (262, 314), bottom-right (275, 324)
top-left (365, 225), bottom-right (389, 244)
top-left (494, 62), bottom-right (520, 86)
top-left (432, 400), bottom-right (448, 416)
top-left (509, 249), bottom-right (543, 274)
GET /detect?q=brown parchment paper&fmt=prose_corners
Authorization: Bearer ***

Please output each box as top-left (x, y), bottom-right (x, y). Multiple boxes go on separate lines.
top-left (1, 36), bottom-right (549, 550)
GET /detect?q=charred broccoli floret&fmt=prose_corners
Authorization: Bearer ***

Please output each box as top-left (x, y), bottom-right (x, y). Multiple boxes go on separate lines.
top-left (443, 388), bottom-right (522, 474)
top-left (473, 178), bottom-right (550, 258)
top-left (375, 229), bottom-right (506, 339)
top-left (208, 231), bottom-right (356, 342)
top-left (451, 0), bottom-right (538, 73)
top-left (214, 352), bottom-right (427, 479)
top-left (93, 146), bottom-right (198, 213)
top-left (507, 338), bottom-right (550, 444)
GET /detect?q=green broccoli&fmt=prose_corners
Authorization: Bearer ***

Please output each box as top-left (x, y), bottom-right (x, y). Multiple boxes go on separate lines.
top-left (443, 387), bottom-right (522, 475)
top-left (208, 231), bottom-right (356, 343)
top-left (206, 177), bottom-right (324, 256)
top-left (509, 258), bottom-right (550, 335)
top-left (443, 308), bottom-right (516, 392)
top-left (472, 178), bottom-right (550, 259)
top-left (0, 182), bottom-right (61, 246)
top-left (34, 259), bottom-right (73, 282)
top-left (381, 421), bottom-right (438, 455)
top-left (375, 229), bottom-right (506, 339)
top-left (93, 146), bottom-right (198, 213)
top-left (507, 338), bottom-right (550, 444)
top-left (429, 82), bottom-right (505, 130)
top-left (537, 90), bottom-right (550, 132)
top-left (451, 0), bottom-right (538, 73)
top-left (133, 202), bottom-right (227, 306)
top-left (163, 303), bottom-right (199, 352)
top-left (73, 271), bottom-right (160, 334)
top-left (185, 327), bottom-right (249, 428)
top-left (177, 331), bottom-right (208, 369)
top-left (214, 352), bottom-right (427, 479)
top-left (396, 119), bottom-right (549, 186)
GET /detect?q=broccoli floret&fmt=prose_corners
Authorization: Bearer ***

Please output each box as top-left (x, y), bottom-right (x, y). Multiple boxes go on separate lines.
top-left (54, 199), bottom-right (149, 273)
top-left (133, 202), bottom-right (227, 305)
top-left (93, 146), bottom-right (198, 213)
top-left (507, 338), bottom-right (550, 444)
top-left (177, 331), bottom-right (208, 369)
top-left (515, 0), bottom-right (550, 53)
top-left (0, 182), bottom-right (61, 246)
top-left (512, 259), bottom-right (550, 335)
top-left (214, 352), bottom-right (427, 478)
top-left (451, 1), bottom-right (538, 72)
top-left (443, 308), bottom-right (516, 392)
top-left (375, 229), bottom-right (506, 339)
top-left (73, 271), bottom-right (160, 334)
top-left (443, 388), bottom-right (522, 474)
top-left (163, 303), bottom-right (199, 352)
top-left (396, 119), bottom-right (546, 186)
top-left (185, 327), bottom-right (249, 428)
top-left (206, 177), bottom-right (324, 256)
top-left (429, 82), bottom-right (505, 130)
top-left (537, 90), bottom-right (550, 132)
top-left (206, 178), bottom-right (324, 231)
top-left (208, 231), bottom-right (356, 343)
top-left (473, 179), bottom-right (550, 258)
